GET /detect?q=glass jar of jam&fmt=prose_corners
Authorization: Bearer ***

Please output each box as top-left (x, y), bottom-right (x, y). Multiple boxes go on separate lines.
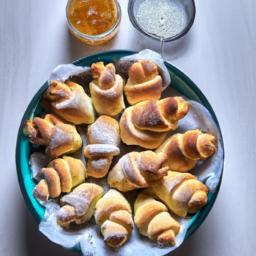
top-left (66, 0), bottom-right (121, 45)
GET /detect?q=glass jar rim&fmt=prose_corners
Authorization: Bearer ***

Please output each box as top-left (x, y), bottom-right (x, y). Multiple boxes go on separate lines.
top-left (66, 0), bottom-right (122, 40)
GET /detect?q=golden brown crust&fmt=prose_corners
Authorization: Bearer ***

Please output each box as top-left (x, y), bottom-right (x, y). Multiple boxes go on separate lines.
top-left (90, 62), bottom-right (125, 116)
top-left (101, 221), bottom-right (128, 248)
top-left (132, 101), bottom-right (175, 132)
top-left (23, 114), bottom-right (82, 158)
top-left (91, 62), bottom-right (115, 88)
top-left (41, 167), bottom-right (61, 198)
top-left (57, 183), bottom-right (103, 229)
top-left (188, 190), bottom-right (208, 213)
top-left (109, 210), bottom-right (133, 234)
top-left (33, 157), bottom-right (86, 202)
top-left (120, 97), bottom-right (189, 149)
top-left (156, 130), bottom-right (217, 172)
top-left (94, 189), bottom-right (133, 248)
top-left (95, 190), bottom-right (131, 225)
top-left (132, 97), bottom-right (189, 132)
top-left (124, 60), bottom-right (163, 105)
top-left (147, 212), bottom-right (179, 245)
top-left (129, 60), bottom-right (159, 84)
top-left (182, 130), bottom-right (201, 159)
top-left (134, 197), bottom-right (167, 235)
top-left (44, 113), bottom-right (64, 125)
top-left (150, 171), bottom-right (209, 217)
top-left (46, 123), bottom-right (82, 158)
top-left (62, 156), bottom-right (87, 187)
top-left (108, 151), bottom-right (168, 192)
top-left (130, 151), bottom-right (168, 182)
top-left (120, 106), bottom-right (168, 149)
top-left (197, 133), bottom-right (217, 158)
top-left (134, 192), bottom-right (180, 245)
top-left (48, 158), bottom-right (73, 193)
top-left (160, 97), bottom-right (189, 122)
top-left (161, 133), bottom-right (197, 171)
top-left (43, 80), bottom-right (95, 125)
top-left (23, 114), bottom-right (62, 146)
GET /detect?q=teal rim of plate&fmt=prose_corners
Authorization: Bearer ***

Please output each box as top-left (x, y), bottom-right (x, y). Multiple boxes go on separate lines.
top-left (15, 50), bottom-right (224, 245)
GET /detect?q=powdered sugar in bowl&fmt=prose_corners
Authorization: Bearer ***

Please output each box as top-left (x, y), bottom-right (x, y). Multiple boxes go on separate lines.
top-left (128, 0), bottom-right (196, 42)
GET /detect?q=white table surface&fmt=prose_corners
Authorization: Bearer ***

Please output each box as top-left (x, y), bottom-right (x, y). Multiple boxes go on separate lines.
top-left (0, 0), bottom-right (255, 255)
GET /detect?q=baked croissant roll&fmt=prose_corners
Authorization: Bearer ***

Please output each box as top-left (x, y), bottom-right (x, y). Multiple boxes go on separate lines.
top-left (56, 183), bottom-right (103, 229)
top-left (94, 189), bottom-right (133, 248)
top-left (120, 97), bottom-right (189, 149)
top-left (23, 114), bottom-right (82, 158)
top-left (90, 62), bottom-right (125, 116)
top-left (124, 60), bottom-right (163, 105)
top-left (83, 116), bottom-right (120, 178)
top-left (156, 129), bottom-right (217, 172)
top-left (134, 192), bottom-right (180, 245)
top-left (149, 171), bottom-right (209, 217)
top-left (108, 151), bottom-right (168, 192)
top-left (42, 80), bottom-right (95, 125)
top-left (33, 156), bottom-right (86, 201)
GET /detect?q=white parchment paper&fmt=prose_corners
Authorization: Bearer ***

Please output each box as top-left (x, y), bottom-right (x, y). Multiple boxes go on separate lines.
top-left (49, 64), bottom-right (91, 82)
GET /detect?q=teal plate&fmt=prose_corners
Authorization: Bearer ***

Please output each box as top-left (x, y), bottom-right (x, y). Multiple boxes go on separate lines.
top-left (16, 50), bottom-right (224, 252)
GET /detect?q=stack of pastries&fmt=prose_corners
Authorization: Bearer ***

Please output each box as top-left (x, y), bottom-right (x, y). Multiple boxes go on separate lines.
top-left (23, 59), bottom-right (217, 249)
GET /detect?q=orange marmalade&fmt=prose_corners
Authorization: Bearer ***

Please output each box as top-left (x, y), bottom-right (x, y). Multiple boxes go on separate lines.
top-left (67, 0), bottom-right (119, 43)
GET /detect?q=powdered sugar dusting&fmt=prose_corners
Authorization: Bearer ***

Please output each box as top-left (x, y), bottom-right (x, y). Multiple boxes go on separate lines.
top-left (48, 126), bottom-right (73, 149)
top-left (101, 219), bottom-right (128, 238)
top-left (56, 205), bottom-right (75, 220)
top-left (164, 174), bottom-right (189, 192)
top-left (61, 191), bottom-right (90, 217)
top-left (55, 93), bottom-right (81, 110)
top-left (88, 117), bottom-right (120, 146)
top-left (89, 125), bottom-right (119, 146)
top-left (172, 184), bottom-right (193, 204)
top-left (85, 144), bottom-right (120, 157)
top-left (136, 0), bottom-right (187, 39)
top-left (90, 158), bottom-right (109, 171)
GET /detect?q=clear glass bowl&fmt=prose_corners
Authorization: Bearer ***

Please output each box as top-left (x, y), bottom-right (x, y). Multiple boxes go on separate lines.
top-left (128, 0), bottom-right (196, 42)
top-left (66, 0), bottom-right (121, 45)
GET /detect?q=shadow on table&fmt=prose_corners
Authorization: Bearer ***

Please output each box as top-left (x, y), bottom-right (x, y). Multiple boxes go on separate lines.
top-left (64, 25), bottom-right (194, 63)
top-left (65, 27), bottom-right (118, 62)
top-left (171, 214), bottom-right (218, 256)
top-left (126, 27), bottom-right (195, 61)
top-left (171, 233), bottom-right (204, 255)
